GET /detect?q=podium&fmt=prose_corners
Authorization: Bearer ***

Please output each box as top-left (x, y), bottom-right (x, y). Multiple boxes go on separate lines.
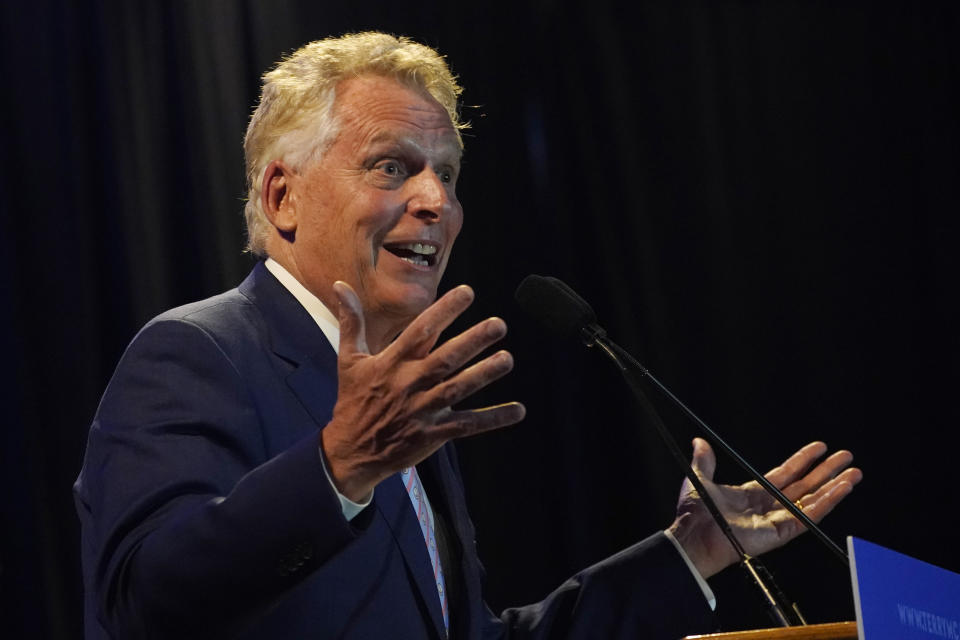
top-left (684, 536), bottom-right (960, 640)
top-left (682, 621), bottom-right (857, 640)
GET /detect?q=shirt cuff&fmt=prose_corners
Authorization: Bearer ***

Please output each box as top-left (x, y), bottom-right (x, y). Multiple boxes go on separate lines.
top-left (318, 445), bottom-right (373, 521)
top-left (663, 528), bottom-right (717, 611)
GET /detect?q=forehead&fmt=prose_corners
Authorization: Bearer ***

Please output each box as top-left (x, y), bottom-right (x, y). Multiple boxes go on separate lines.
top-left (332, 75), bottom-right (461, 157)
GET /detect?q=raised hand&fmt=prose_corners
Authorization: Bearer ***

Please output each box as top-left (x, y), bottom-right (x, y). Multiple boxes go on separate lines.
top-left (668, 438), bottom-right (863, 579)
top-left (320, 281), bottom-right (526, 501)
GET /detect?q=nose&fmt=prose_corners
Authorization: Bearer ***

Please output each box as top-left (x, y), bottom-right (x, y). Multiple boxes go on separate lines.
top-left (406, 168), bottom-right (454, 222)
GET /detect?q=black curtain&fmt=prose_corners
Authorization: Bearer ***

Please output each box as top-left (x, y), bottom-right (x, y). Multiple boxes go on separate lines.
top-left (3, 1), bottom-right (958, 637)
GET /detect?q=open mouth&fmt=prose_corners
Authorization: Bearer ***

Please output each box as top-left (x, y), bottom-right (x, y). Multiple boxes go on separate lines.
top-left (383, 242), bottom-right (439, 267)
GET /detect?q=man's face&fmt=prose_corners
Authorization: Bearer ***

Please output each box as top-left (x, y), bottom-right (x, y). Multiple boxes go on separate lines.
top-left (285, 75), bottom-right (464, 331)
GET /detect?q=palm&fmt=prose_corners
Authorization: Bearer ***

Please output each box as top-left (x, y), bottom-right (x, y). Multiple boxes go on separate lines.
top-left (671, 438), bottom-right (862, 578)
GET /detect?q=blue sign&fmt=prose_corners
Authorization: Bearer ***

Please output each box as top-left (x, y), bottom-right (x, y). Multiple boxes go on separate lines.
top-left (849, 537), bottom-right (960, 639)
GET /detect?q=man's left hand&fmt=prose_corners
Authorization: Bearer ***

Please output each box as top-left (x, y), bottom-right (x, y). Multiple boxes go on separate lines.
top-left (668, 438), bottom-right (863, 579)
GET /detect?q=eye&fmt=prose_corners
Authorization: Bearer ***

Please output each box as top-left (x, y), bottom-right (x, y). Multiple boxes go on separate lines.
top-left (376, 159), bottom-right (405, 177)
top-left (437, 167), bottom-right (456, 184)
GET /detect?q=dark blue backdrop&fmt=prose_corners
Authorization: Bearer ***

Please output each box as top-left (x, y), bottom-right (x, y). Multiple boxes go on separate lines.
top-left (2, 1), bottom-right (958, 637)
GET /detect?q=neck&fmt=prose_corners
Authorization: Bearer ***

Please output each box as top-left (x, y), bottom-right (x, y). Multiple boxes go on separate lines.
top-left (363, 310), bottom-right (412, 354)
top-left (265, 247), bottom-right (411, 356)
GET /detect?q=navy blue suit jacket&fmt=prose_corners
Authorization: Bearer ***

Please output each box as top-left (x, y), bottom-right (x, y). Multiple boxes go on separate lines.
top-left (75, 262), bottom-right (716, 639)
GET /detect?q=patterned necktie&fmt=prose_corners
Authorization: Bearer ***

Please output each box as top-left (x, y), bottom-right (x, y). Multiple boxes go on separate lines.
top-left (400, 466), bottom-right (449, 634)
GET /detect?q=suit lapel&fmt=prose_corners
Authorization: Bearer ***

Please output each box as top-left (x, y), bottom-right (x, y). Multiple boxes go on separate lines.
top-left (285, 352), bottom-right (338, 427)
top-left (238, 262), bottom-right (340, 427)
top-left (240, 262), bottom-right (449, 637)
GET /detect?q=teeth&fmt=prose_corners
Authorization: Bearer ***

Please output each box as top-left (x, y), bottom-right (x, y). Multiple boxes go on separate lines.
top-left (385, 242), bottom-right (438, 267)
top-left (398, 242), bottom-right (437, 256)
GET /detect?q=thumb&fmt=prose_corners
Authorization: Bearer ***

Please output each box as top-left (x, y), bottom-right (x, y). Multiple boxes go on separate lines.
top-left (333, 281), bottom-right (369, 356)
top-left (690, 437), bottom-right (717, 481)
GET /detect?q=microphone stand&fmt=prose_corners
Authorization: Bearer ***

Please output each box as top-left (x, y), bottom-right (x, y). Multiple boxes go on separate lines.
top-left (580, 323), bottom-right (809, 627)
top-left (599, 333), bottom-right (849, 565)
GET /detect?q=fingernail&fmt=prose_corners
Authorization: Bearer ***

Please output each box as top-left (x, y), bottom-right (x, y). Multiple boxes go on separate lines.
top-left (487, 318), bottom-right (506, 338)
top-left (514, 402), bottom-right (527, 421)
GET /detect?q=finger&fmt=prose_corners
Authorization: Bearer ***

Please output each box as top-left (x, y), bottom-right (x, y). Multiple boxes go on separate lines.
top-left (417, 317), bottom-right (508, 387)
top-left (764, 441), bottom-right (828, 489)
top-left (779, 449), bottom-right (855, 501)
top-left (333, 281), bottom-right (369, 357)
top-left (767, 475), bottom-right (857, 544)
top-left (792, 474), bottom-right (858, 524)
top-left (386, 285), bottom-right (474, 360)
top-left (690, 437), bottom-right (717, 481)
top-left (431, 402), bottom-right (527, 440)
top-left (417, 350), bottom-right (515, 412)
top-left (793, 466), bottom-right (863, 509)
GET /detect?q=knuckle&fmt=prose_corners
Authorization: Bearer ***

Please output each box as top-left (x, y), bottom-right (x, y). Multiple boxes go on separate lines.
top-left (433, 351), bottom-right (459, 378)
top-left (419, 324), bottom-right (435, 342)
top-left (440, 380), bottom-right (464, 406)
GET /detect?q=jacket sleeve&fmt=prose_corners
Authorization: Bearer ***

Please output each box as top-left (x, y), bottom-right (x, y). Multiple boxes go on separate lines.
top-left (75, 317), bottom-right (362, 639)
top-left (484, 531), bottom-right (718, 639)
top-left (436, 444), bottom-right (719, 639)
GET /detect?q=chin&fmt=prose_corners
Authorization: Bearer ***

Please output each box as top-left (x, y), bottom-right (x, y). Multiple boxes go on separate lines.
top-left (373, 282), bottom-right (438, 321)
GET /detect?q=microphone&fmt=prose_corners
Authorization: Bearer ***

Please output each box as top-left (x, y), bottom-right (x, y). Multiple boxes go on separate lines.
top-left (514, 273), bottom-right (847, 562)
top-left (514, 274), bottom-right (849, 627)
top-left (514, 275), bottom-right (606, 347)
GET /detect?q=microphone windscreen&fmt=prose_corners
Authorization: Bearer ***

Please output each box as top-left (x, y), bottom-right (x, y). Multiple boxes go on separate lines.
top-left (514, 274), bottom-right (597, 339)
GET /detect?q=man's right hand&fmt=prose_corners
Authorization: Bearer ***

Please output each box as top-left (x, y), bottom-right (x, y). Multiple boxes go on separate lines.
top-left (320, 281), bottom-right (526, 502)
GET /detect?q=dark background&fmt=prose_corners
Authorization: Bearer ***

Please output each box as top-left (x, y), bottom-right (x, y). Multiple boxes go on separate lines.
top-left (2, 1), bottom-right (958, 637)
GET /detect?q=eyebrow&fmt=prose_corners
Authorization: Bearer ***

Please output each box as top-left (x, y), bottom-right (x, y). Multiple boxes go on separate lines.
top-left (366, 131), bottom-right (462, 162)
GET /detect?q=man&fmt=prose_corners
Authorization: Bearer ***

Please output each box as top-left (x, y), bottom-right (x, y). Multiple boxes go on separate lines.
top-left (75, 32), bottom-right (861, 639)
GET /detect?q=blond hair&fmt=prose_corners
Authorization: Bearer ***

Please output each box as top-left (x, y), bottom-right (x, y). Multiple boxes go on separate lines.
top-left (242, 32), bottom-right (465, 256)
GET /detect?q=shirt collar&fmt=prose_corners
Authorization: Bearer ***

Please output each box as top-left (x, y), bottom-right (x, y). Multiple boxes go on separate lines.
top-left (264, 258), bottom-right (340, 354)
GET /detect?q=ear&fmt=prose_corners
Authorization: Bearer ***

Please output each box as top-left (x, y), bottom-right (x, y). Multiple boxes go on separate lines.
top-left (261, 159), bottom-right (298, 233)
